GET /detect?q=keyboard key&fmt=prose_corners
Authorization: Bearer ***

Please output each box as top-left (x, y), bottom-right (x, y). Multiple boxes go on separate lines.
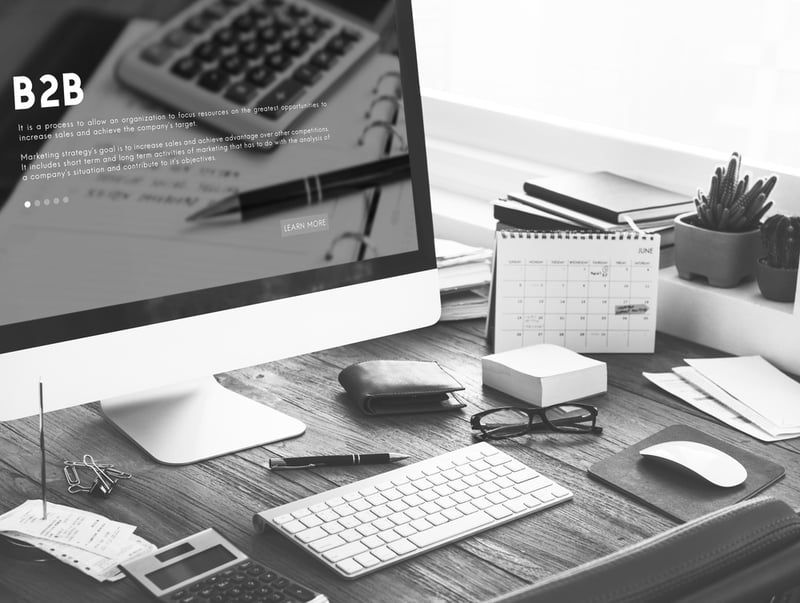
top-left (361, 535), bottom-right (383, 549)
top-left (354, 510), bottom-right (378, 524)
top-left (296, 526), bottom-right (326, 543)
top-left (298, 514), bottom-right (321, 527)
top-left (339, 515), bottom-right (360, 529)
top-left (355, 523), bottom-right (378, 537)
top-left (214, 27), bottom-right (239, 47)
top-left (395, 523), bottom-right (417, 537)
top-left (258, 26), bottom-right (281, 44)
top-left (322, 520), bottom-right (344, 535)
top-left (388, 538), bottom-right (417, 556)
top-left (198, 70), bottom-right (230, 92)
top-left (325, 34), bottom-right (352, 55)
top-left (339, 529), bottom-right (361, 543)
top-left (442, 508), bottom-right (463, 521)
top-left (308, 534), bottom-right (344, 553)
top-left (427, 513), bottom-right (447, 526)
top-left (281, 520), bottom-right (305, 534)
top-left (372, 546), bottom-right (397, 562)
top-left (283, 37), bottom-right (308, 57)
top-left (534, 489), bottom-right (556, 503)
top-left (404, 507), bottom-right (426, 520)
top-left (378, 529), bottom-right (401, 543)
top-left (353, 551), bottom-right (380, 568)
top-left (409, 511), bottom-right (493, 548)
top-left (247, 66), bottom-right (276, 87)
top-left (505, 498), bottom-right (527, 514)
top-left (486, 505), bottom-right (513, 520)
top-left (336, 558), bottom-right (362, 576)
top-left (323, 541), bottom-right (368, 563)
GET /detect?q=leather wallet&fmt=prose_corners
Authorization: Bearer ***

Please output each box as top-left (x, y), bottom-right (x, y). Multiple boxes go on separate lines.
top-left (338, 360), bottom-right (466, 415)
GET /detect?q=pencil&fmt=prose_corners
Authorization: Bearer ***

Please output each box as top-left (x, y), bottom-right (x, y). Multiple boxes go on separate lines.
top-left (39, 381), bottom-right (46, 520)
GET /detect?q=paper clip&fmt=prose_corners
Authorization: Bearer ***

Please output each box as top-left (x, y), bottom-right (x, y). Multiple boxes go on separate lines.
top-left (61, 456), bottom-right (133, 497)
top-left (82, 454), bottom-right (115, 498)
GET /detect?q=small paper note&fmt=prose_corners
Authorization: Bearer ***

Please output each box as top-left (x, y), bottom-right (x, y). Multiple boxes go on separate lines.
top-left (0, 500), bottom-right (155, 582)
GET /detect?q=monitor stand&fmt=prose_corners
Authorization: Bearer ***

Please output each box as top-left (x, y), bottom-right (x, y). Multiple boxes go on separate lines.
top-left (99, 376), bottom-right (305, 465)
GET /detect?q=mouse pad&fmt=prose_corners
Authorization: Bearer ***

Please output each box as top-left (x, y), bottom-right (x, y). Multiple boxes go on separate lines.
top-left (588, 424), bottom-right (785, 522)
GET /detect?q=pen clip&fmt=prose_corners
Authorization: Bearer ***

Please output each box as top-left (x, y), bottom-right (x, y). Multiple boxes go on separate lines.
top-left (267, 462), bottom-right (318, 471)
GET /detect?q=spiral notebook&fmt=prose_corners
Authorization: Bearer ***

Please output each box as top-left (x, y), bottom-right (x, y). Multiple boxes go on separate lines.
top-left (0, 19), bottom-right (414, 320)
top-left (490, 230), bottom-right (660, 353)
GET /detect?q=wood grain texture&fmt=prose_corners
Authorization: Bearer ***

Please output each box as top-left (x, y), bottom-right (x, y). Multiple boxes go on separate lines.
top-left (2, 321), bottom-right (799, 602)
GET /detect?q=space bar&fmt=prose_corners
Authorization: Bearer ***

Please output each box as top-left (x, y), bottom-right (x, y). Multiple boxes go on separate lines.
top-left (408, 511), bottom-right (494, 548)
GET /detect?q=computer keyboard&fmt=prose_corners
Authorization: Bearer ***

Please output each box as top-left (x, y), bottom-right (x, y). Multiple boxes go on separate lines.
top-left (253, 442), bottom-right (572, 579)
top-left (116, 0), bottom-right (379, 142)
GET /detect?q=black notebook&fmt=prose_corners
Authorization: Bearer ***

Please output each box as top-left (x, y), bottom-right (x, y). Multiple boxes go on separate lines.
top-left (588, 425), bottom-right (785, 523)
top-left (522, 171), bottom-right (693, 224)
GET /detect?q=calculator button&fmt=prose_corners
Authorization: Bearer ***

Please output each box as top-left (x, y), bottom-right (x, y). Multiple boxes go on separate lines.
top-left (272, 577), bottom-right (289, 589)
top-left (284, 583), bottom-right (315, 601)
top-left (282, 38), bottom-right (308, 57)
top-left (266, 593), bottom-right (289, 603)
top-left (225, 82), bottom-right (259, 104)
top-left (204, 4), bottom-right (229, 20)
top-left (164, 29), bottom-right (194, 49)
top-left (239, 40), bottom-right (265, 59)
top-left (141, 44), bottom-right (174, 66)
top-left (214, 27), bottom-right (239, 47)
top-left (265, 52), bottom-right (292, 71)
top-left (171, 591), bottom-right (187, 600)
top-left (198, 70), bottom-right (230, 92)
top-left (325, 34), bottom-right (352, 56)
top-left (310, 49), bottom-right (337, 70)
top-left (233, 14), bottom-right (256, 31)
top-left (185, 14), bottom-right (212, 34)
top-left (194, 42), bottom-right (222, 62)
top-left (287, 4), bottom-right (309, 19)
top-left (312, 15), bottom-right (333, 29)
top-left (340, 27), bottom-right (363, 42)
top-left (246, 565), bottom-right (266, 576)
top-left (172, 56), bottom-right (202, 78)
top-left (246, 66), bottom-right (276, 87)
top-left (292, 64), bottom-right (321, 86)
top-left (244, 579), bottom-right (260, 590)
top-left (221, 55), bottom-right (247, 74)
top-left (258, 27), bottom-right (280, 44)
top-left (299, 24), bottom-right (323, 42)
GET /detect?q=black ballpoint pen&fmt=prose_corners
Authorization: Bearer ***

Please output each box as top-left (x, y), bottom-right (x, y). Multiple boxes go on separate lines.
top-left (266, 453), bottom-right (409, 470)
top-left (186, 153), bottom-right (411, 222)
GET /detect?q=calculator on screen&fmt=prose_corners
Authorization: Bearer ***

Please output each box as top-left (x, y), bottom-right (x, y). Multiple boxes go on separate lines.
top-left (116, 0), bottom-right (378, 145)
top-left (119, 528), bottom-right (328, 603)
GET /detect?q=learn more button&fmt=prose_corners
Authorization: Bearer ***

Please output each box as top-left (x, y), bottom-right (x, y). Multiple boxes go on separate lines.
top-left (281, 213), bottom-right (330, 237)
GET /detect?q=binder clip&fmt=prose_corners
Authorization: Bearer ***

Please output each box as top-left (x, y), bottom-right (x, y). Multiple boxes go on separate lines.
top-left (62, 455), bottom-right (132, 498)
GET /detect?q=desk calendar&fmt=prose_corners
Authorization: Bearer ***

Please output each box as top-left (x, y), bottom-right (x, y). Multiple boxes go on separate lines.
top-left (492, 231), bottom-right (659, 353)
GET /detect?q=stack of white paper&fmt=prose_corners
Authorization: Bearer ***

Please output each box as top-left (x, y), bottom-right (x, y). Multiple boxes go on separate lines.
top-left (644, 355), bottom-right (800, 442)
top-left (0, 500), bottom-right (155, 582)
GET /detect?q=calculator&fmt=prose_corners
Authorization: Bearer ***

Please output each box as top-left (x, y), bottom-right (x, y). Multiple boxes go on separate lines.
top-left (119, 528), bottom-right (328, 603)
top-left (116, 0), bottom-right (379, 143)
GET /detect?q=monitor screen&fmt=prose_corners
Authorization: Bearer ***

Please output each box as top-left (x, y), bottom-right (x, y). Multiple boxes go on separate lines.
top-left (0, 0), bottom-right (434, 355)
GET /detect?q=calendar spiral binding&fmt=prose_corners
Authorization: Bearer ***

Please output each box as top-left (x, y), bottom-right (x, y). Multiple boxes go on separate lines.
top-left (500, 230), bottom-right (656, 241)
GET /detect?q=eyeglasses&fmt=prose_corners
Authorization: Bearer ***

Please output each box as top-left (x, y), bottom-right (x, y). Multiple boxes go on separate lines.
top-left (470, 403), bottom-right (603, 440)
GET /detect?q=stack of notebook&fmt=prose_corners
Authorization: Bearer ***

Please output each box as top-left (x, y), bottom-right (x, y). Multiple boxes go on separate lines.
top-left (435, 238), bottom-right (492, 321)
top-left (494, 171), bottom-right (694, 267)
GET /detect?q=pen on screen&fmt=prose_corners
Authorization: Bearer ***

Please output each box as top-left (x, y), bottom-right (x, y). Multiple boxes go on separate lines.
top-left (39, 381), bottom-right (47, 520)
top-left (186, 153), bottom-right (411, 222)
top-left (266, 453), bottom-right (409, 470)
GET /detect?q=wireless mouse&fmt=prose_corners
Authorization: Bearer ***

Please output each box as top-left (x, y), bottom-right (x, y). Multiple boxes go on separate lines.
top-left (639, 440), bottom-right (747, 488)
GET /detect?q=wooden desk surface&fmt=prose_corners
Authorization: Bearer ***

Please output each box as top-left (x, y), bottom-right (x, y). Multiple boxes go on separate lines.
top-left (2, 320), bottom-right (799, 602)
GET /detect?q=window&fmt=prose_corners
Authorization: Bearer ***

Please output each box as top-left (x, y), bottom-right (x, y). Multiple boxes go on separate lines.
top-left (413, 0), bottom-right (800, 170)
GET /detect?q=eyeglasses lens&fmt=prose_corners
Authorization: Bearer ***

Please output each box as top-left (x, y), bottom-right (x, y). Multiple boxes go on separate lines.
top-left (479, 408), bottom-right (532, 438)
top-left (543, 405), bottom-right (594, 431)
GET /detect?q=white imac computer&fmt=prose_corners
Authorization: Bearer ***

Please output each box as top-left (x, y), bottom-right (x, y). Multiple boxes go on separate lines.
top-left (0, 0), bottom-right (439, 464)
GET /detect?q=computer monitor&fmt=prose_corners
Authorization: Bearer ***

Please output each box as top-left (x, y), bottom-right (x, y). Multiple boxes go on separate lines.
top-left (0, 0), bottom-right (439, 464)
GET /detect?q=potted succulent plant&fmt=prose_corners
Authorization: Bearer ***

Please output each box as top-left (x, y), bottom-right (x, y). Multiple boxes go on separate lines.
top-left (674, 152), bottom-right (777, 287)
top-left (756, 214), bottom-right (800, 302)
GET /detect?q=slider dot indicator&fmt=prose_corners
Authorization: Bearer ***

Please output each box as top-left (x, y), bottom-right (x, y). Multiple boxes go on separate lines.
top-left (63, 196), bottom-right (69, 204)
top-left (44, 199), bottom-right (50, 206)
top-left (34, 200), bottom-right (41, 207)
top-left (53, 197), bottom-right (60, 205)
top-left (24, 201), bottom-right (31, 208)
